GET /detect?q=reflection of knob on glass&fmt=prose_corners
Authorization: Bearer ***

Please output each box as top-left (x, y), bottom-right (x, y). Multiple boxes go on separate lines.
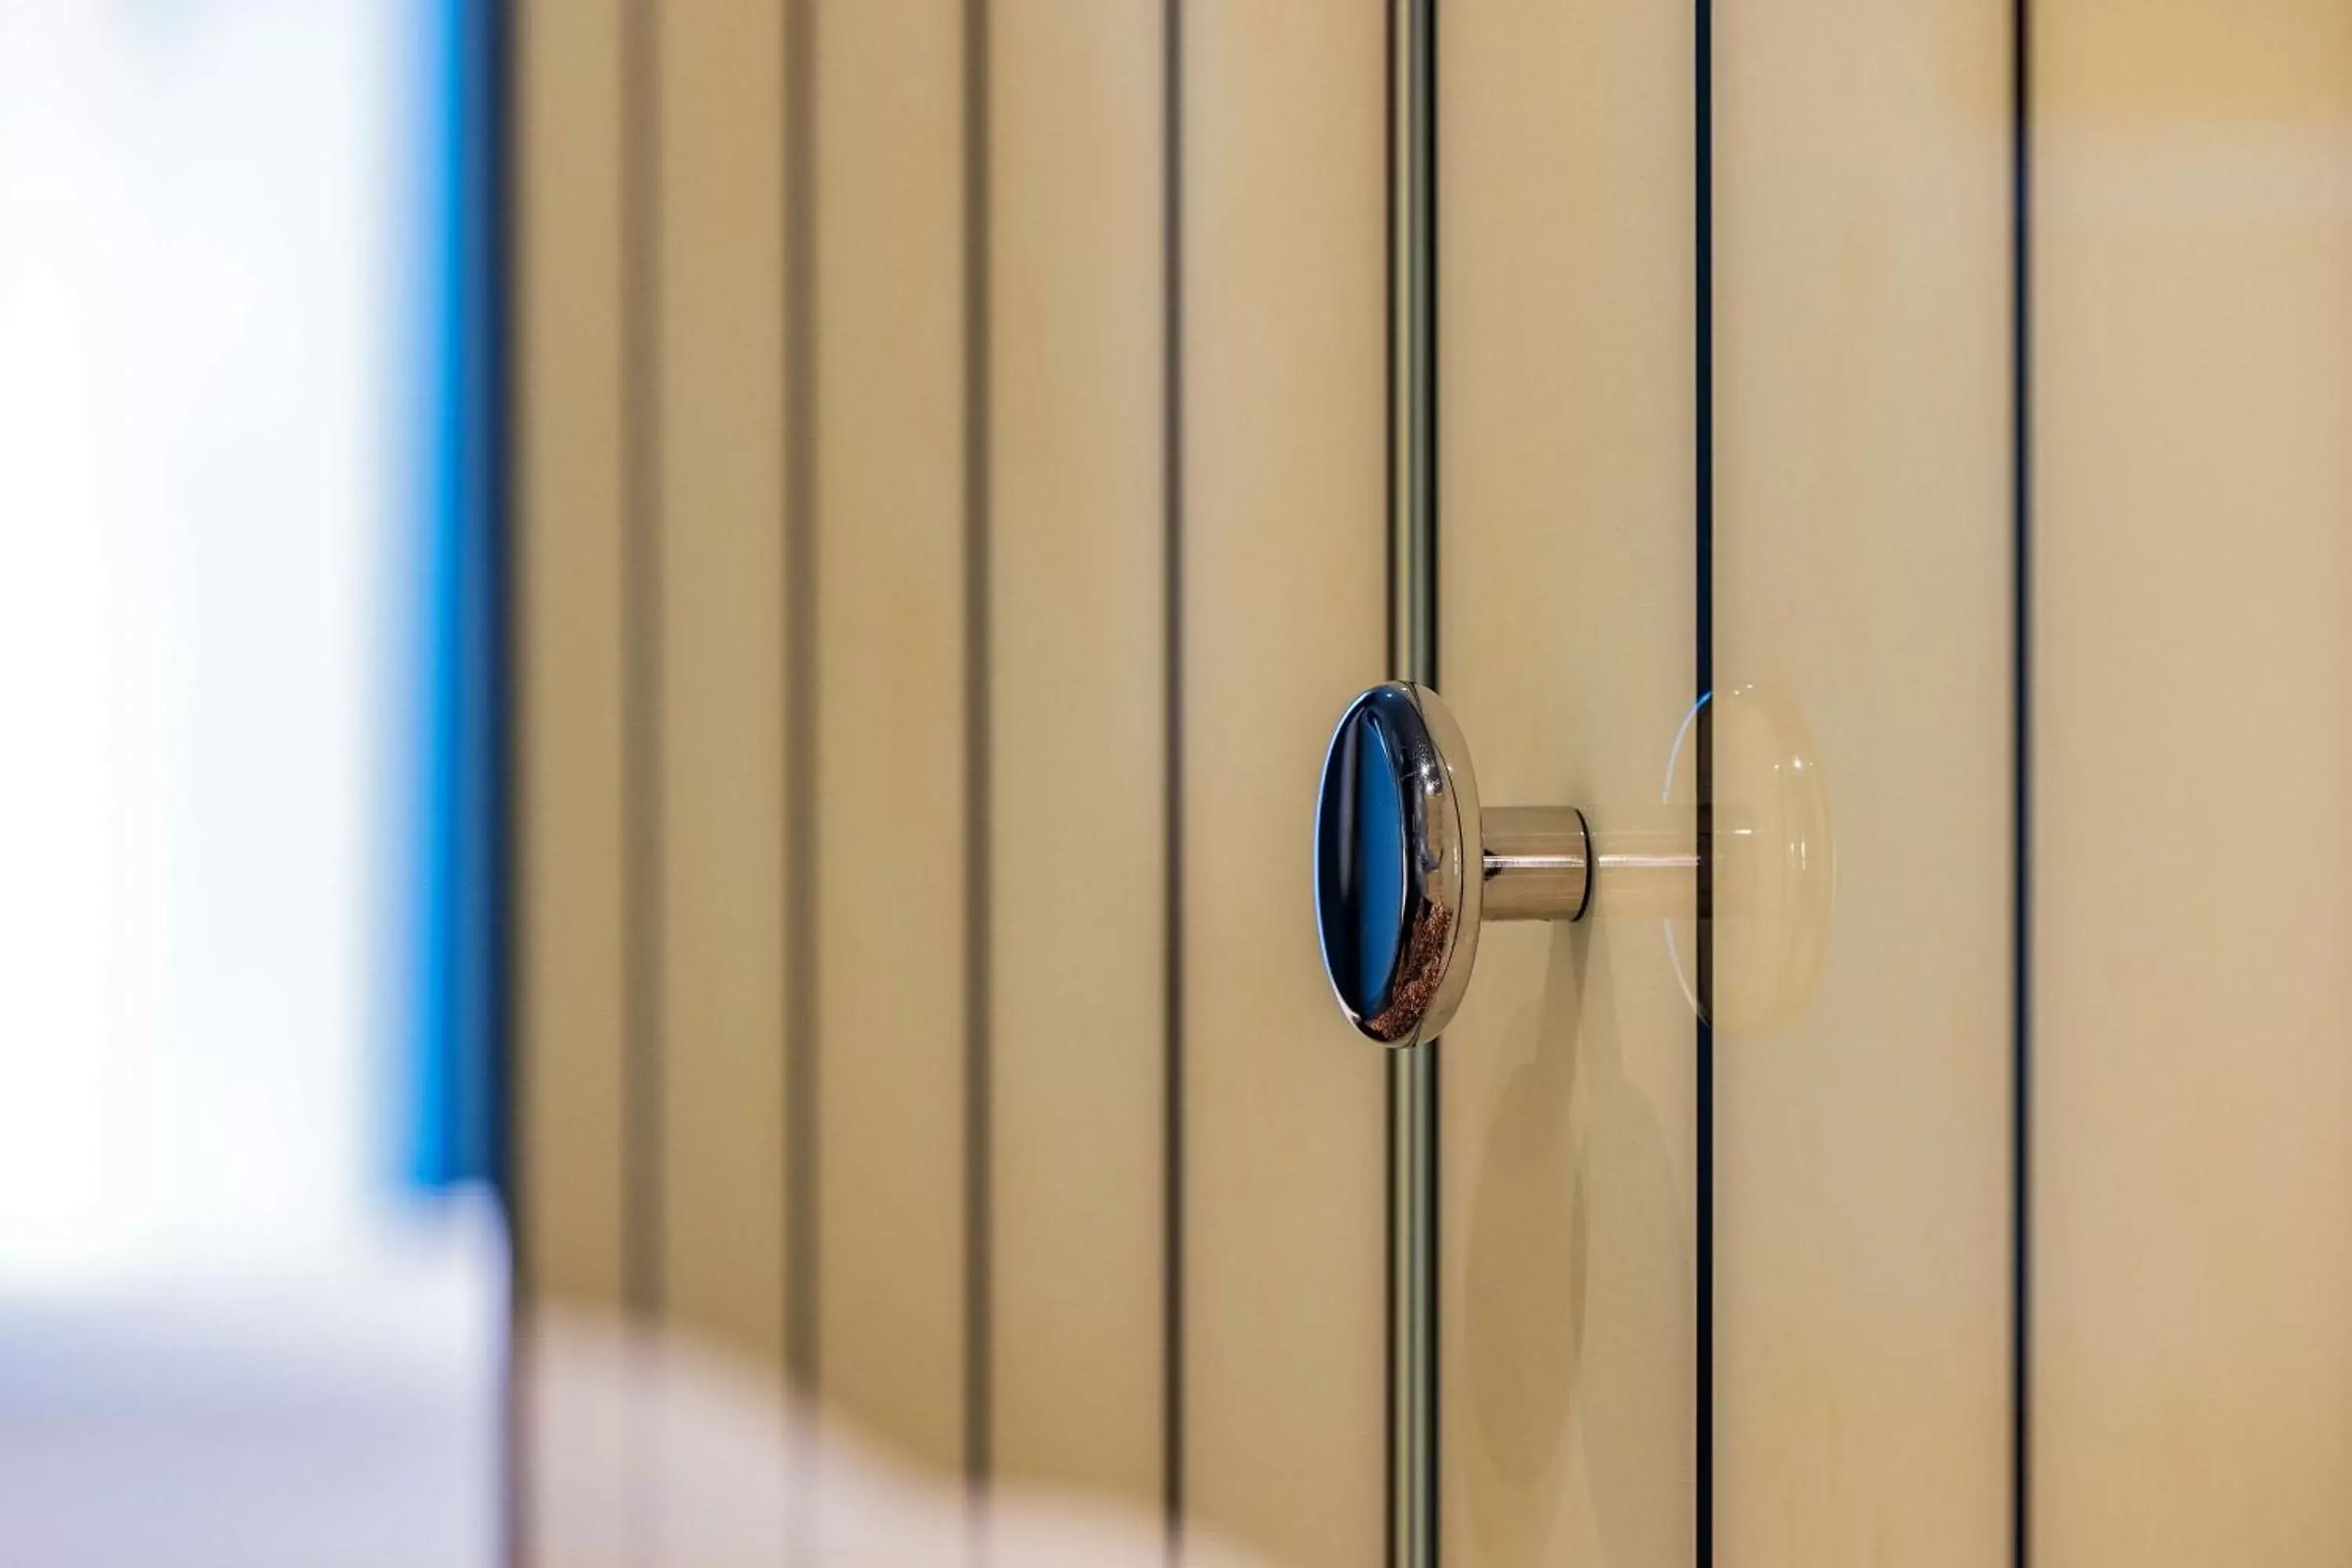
top-left (1663, 683), bottom-right (1835, 1034)
top-left (1312, 681), bottom-right (1832, 1047)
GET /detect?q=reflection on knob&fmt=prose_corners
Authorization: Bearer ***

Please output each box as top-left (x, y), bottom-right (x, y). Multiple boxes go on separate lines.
top-left (1662, 683), bottom-right (1835, 1033)
top-left (1314, 683), bottom-right (1591, 1047)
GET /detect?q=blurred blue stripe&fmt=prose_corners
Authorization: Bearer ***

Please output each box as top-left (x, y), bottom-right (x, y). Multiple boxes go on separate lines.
top-left (411, 0), bottom-right (506, 1191)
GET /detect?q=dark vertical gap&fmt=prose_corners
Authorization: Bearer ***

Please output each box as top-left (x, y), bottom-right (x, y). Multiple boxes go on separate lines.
top-left (481, 2), bottom-right (519, 1563)
top-left (1693, 0), bottom-right (1715, 1561)
top-left (960, 0), bottom-right (995, 1543)
top-left (1417, 12), bottom-right (1440, 1565)
top-left (1386, 4), bottom-right (1439, 1563)
top-left (618, 5), bottom-right (662, 1561)
top-left (1374, 0), bottom-right (1392, 681)
top-left (782, 0), bottom-right (821, 1555)
top-left (1411, 15), bottom-right (1430, 1568)
top-left (2009, 0), bottom-right (2034, 1562)
top-left (1160, 0), bottom-right (1188, 1557)
top-left (1383, 0), bottom-right (1399, 672)
top-left (1389, 0), bottom-right (1439, 686)
top-left (1422, 5), bottom-right (1439, 701)
top-left (1380, 5), bottom-right (1399, 1560)
top-left (619, 0), bottom-right (663, 1338)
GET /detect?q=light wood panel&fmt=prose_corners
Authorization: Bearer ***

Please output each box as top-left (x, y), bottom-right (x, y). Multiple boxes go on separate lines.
top-left (987, 0), bottom-right (1167, 1516)
top-left (1439, 3), bottom-right (1697, 1563)
top-left (2036, 2), bottom-right (2352, 1560)
top-left (654, 0), bottom-right (788, 1374)
top-left (648, 1), bottom-right (793, 1556)
top-left (514, 0), bottom-right (627, 1321)
top-left (811, 0), bottom-right (971, 1493)
top-left (514, 0), bottom-right (631, 1558)
top-left (1182, 5), bottom-right (1388, 1563)
top-left (1711, 0), bottom-right (2014, 1560)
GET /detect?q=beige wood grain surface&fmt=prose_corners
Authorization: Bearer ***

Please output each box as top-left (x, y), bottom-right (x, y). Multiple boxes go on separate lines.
top-left (653, 0), bottom-right (789, 1379)
top-left (515, 0), bottom-right (628, 1323)
top-left (2036, 2), bottom-right (2352, 1559)
top-left (811, 0), bottom-right (971, 1497)
top-left (514, 1), bottom-right (632, 1557)
top-left (1439, 2), bottom-right (1699, 1562)
top-left (1711, 0), bottom-right (2016, 1560)
top-left (1180, 5), bottom-right (1390, 1564)
top-left (986, 0), bottom-right (1170, 1522)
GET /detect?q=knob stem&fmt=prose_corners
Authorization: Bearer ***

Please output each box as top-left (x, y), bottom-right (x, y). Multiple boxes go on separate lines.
top-left (1479, 806), bottom-right (1594, 922)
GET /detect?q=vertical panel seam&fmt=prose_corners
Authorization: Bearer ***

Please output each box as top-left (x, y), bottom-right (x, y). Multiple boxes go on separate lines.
top-left (962, 0), bottom-right (995, 1536)
top-left (1386, 5), bottom-right (1439, 1563)
top-left (1423, 16), bottom-right (1439, 1559)
top-left (1161, 0), bottom-right (1189, 1555)
top-left (619, 5), bottom-right (663, 1559)
top-left (781, 0), bottom-right (821, 1555)
top-left (486, 2), bottom-right (521, 1561)
top-left (620, 0), bottom-right (664, 1338)
top-left (1693, 0), bottom-right (1716, 1559)
top-left (2010, 0), bottom-right (2034, 1560)
top-left (1382, 9), bottom-right (1399, 1556)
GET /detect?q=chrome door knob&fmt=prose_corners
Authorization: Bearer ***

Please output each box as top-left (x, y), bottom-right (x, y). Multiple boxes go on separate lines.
top-left (1314, 682), bottom-right (1592, 1047)
top-left (1314, 681), bottom-right (1835, 1046)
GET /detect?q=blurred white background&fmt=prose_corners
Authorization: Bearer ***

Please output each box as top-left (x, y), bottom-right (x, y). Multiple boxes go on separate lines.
top-left (0, 3), bottom-right (503, 1562)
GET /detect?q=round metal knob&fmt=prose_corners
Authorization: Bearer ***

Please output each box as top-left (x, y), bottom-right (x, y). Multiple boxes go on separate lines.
top-left (1313, 683), bottom-right (1592, 1048)
top-left (1314, 681), bottom-right (1837, 1047)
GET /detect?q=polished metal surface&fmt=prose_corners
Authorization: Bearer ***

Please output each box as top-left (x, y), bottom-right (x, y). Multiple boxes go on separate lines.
top-left (1315, 682), bottom-right (1483, 1047)
top-left (1316, 680), bottom-right (1841, 1051)
top-left (1480, 806), bottom-right (1595, 922)
top-left (1315, 682), bottom-right (1592, 1049)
